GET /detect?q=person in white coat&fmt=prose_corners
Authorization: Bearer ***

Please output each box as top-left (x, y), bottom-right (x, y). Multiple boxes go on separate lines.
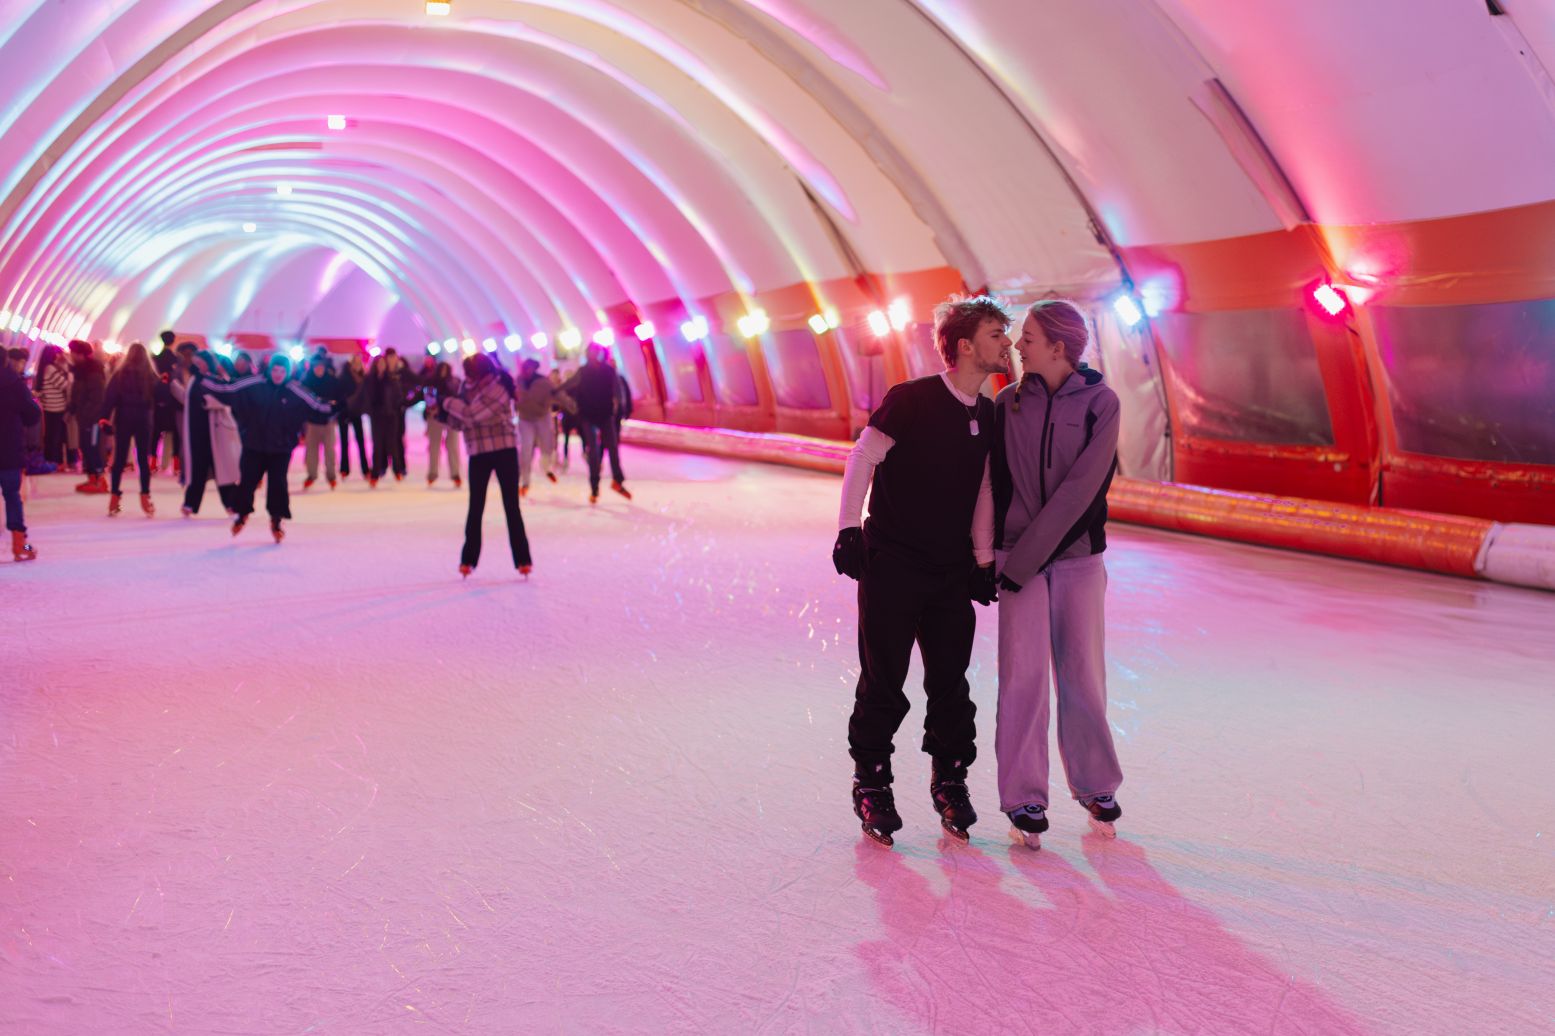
top-left (174, 350), bottom-right (242, 517)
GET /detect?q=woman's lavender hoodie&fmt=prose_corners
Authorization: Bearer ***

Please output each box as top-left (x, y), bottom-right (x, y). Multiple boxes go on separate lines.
top-left (991, 365), bottom-right (1120, 587)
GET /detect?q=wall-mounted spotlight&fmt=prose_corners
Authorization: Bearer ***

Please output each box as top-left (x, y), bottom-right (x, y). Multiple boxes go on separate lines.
top-left (736, 309), bottom-right (770, 339)
top-left (867, 310), bottom-right (891, 337)
top-left (503, 334), bottom-right (521, 351)
top-left (558, 328), bottom-right (582, 350)
top-left (482, 337), bottom-right (498, 353)
top-left (1309, 282), bottom-right (1350, 318)
top-left (680, 316), bottom-right (709, 343)
top-left (1111, 293), bottom-right (1145, 329)
top-left (593, 328), bottom-right (616, 348)
top-left (427, 341), bottom-right (442, 355)
top-left (530, 332), bottom-right (549, 350)
top-left (634, 322), bottom-right (655, 341)
top-left (288, 345), bottom-right (305, 362)
top-left (807, 314), bottom-right (829, 335)
top-left (461, 338), bottom-right (477, 356)
top-left (888, 298), bottom-right (912, 331)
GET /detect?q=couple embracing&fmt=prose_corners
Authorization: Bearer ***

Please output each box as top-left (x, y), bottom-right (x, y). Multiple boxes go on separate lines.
top-left (833, 294), bottom-right (1124, 850)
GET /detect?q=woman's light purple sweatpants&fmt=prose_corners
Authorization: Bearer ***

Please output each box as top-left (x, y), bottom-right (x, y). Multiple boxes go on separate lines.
top-left (995, 552), bottom-right (1123, 813)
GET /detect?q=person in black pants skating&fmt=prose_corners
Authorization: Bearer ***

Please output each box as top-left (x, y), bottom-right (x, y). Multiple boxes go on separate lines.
top-left (67, 340), bottom-right (107, 493)
top-left (832, 294), bottom-right (1012, 846)
top-left (1, 354), bottom-right (41, 561)
top-left (437, 354), bottom-right (531, 578)
top-left (562, 344), bottom-right (630, 504)
top-left (336, 352), bottom-right (370, 479)
top-left (203, 354), bottom-right (336, 541)
top-left (102, 342), bottom-right (167, 517)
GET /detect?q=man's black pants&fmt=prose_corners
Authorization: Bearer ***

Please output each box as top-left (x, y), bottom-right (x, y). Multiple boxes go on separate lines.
top-left (848, 549), bottom-right (977, 785)
top-left (234, 449), bottom-right (292, 520)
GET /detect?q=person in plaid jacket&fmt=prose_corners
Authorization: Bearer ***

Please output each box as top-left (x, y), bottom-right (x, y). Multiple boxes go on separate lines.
top-left (437, 353), bottom-right (532, 578)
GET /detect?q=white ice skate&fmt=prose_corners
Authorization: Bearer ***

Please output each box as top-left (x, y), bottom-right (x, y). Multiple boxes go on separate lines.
top-left (1007, 804), bottom-right (1047, 851)
top-left (1081, 795), bottom-right (1120, 837)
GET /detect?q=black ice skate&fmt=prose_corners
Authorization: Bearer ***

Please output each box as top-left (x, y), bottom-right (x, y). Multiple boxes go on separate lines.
top-left (1081, 794), bottom-right (1121, 837)
top-left (930, 771), bottom-right (977, 842)
top-left (1007, 804), bottom-right (1048, 850)
top-left (852, 781), bottom-right (903, 848)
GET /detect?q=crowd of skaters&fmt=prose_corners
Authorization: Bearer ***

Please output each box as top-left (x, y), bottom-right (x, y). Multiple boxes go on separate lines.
top-left (0, 334), bottom-right (635, 574)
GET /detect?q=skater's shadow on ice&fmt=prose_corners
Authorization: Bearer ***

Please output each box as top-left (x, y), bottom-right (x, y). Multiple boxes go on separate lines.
top-left (852, 836), bottom-right (1367, 1034)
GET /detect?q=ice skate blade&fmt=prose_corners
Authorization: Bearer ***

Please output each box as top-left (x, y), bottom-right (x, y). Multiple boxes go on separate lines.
top-left (861, 825), bottom-right (895, 848)
top-left (1009, 826), bottom-right (1042, 850)
top-left (1087, 816), bottom-right (1117, 838)
top-left (939, 819), bottom-right (971, 844)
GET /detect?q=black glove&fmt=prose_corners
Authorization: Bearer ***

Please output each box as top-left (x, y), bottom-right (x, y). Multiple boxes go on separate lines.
top-left (997, 573), bottom-right (1024, 595)
top-left (970, 564), bottom-right (998, 606)
top-left (832, 527), bottom-right (865, 580)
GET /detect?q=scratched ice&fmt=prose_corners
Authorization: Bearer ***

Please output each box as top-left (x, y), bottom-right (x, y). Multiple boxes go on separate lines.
top-left (3, 430), bottom-right (1553, 1033)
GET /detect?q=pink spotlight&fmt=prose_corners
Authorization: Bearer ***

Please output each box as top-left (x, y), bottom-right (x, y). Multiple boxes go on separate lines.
top-left (1311, 283), bottom-right (1349, 318)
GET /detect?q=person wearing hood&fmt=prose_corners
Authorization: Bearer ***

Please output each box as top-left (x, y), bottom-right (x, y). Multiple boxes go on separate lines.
top-left (437, 353), bottom-right (531, 578)
top-left (300, 354), bottom-right (342, 490)
top-left (0, 348), bottom-right (41, 560)
top-left (203, 354), bottom-right (337, 542)
top-left (67, 339), bottom-right (108, 493)
top-left (990, 299), bottom-right (1124, 849)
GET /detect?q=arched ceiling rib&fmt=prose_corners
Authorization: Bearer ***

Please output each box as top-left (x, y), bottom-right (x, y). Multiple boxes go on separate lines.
top-left (6, 1), bottom-right (1554, 347)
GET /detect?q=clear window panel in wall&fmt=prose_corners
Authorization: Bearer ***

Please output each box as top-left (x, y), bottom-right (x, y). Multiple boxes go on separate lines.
top-left (1369, 300), bottom-right (1555, 465)
top-left (761, 330), bottom-right (833, 409)
top-left (654, 338), bottom-right (704, 403)
top-left (610, 343), bottom-right (651, 403)
top-left (835, 328), bottom-right (888, 410)
top-left (904, 323), bottom-right (941, 380)
top-left (1153, 309), bottom-right (1334, 445)
top-left (704, 333), bottom-right (759, 406)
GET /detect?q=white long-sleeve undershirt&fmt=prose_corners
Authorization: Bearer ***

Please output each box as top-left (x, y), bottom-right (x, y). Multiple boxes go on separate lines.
top-left (838, 374), bottom-right (995, 565)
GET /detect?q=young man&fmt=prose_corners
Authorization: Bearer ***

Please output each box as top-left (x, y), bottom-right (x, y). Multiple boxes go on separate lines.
top-left (514, 358), bottom-right (559, 495)
top-left (152, 330), bottom-right (182, 475)
top-left (562, 345), bottom-right (630, 504)
top-left (300, 354), bottom-right (341, 489)
top-left (204, 355), bottom-right (336, 542)
top-left (67, 340), bottom-right (106, 493)
top-left (834, 294), bottom-right (1010, 846)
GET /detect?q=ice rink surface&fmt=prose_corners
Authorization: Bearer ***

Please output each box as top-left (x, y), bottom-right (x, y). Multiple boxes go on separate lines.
top-left (4, 434), bottom-right (1554, 1035)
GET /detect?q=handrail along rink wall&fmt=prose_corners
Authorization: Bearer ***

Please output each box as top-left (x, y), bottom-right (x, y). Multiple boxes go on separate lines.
top-left (620, 421), bottom-right (1555, 594)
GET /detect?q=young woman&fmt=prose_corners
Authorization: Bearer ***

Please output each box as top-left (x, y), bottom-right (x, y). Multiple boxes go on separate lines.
top-left (336, 352), bottom-right (370, 479)
top-left (34, 344), bottom-right (70, 467)
top-left (438, 354), bottom-right (531, 578)
top-left (422, 360), bottom-right (463, 487)
top-left (991, 299), bottom-right (1124, 849)
top-left (102, 342), bottom-right (164, 516)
